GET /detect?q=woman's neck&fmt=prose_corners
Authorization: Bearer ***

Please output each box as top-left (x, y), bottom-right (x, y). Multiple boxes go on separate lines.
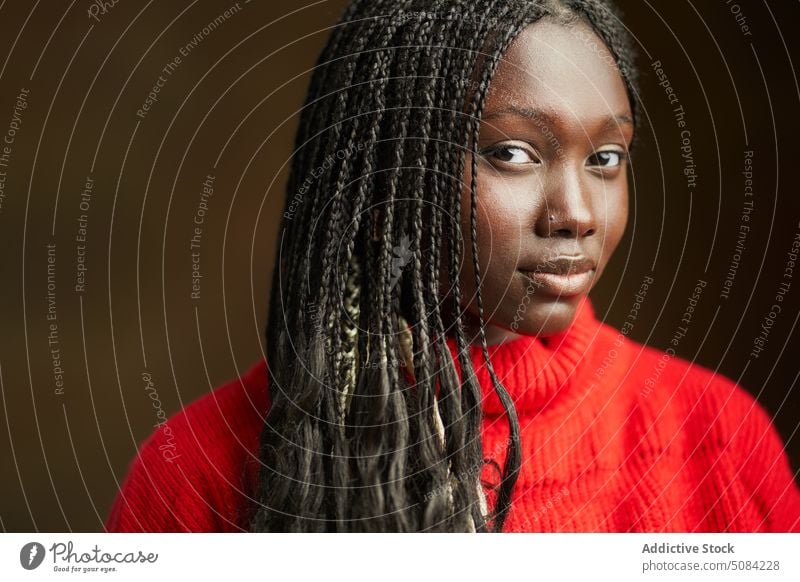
top-left (458, 309), bottom-right (527, 346)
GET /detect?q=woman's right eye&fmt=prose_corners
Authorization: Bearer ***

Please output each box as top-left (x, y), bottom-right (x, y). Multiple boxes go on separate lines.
top-left (481, 143), bottom-right (539, 166)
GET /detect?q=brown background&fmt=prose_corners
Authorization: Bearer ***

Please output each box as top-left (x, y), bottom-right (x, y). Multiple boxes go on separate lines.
top-left (0, 0), bottom-right (797, 532)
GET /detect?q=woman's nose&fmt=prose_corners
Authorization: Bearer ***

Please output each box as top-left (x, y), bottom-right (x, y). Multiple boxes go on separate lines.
top-left (534, 169), bottom-right (597, 238)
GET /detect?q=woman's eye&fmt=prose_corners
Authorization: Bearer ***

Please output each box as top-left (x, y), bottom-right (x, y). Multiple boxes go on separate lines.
top-left (483, 144), bottom-right (538, 165)
top-left (587, 150), bottom-right (626, 168)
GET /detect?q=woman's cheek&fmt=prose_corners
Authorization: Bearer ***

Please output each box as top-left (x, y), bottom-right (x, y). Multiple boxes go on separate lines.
top-left (601, 185), bottom-right (629, 264)
top-left (457, 162), bottom-right (537, 306)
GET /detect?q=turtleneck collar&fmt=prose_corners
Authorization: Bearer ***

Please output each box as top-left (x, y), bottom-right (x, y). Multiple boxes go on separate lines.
top-left (445, 296), bottom-right (600, 417)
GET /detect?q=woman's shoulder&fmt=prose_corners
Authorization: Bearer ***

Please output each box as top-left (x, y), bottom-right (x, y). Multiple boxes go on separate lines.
top-left (595, 320), bottom-right (772, 434)
top-left (594, 322), bottom-right (800, 530)
top-left (105, 358), bottom-right (270, 532)
top-left (175, 357), bottom-right (271, 440)
top-left (162, 357), bottom-right (271, 459)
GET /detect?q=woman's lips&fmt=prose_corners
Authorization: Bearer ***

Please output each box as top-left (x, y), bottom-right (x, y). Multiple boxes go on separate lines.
top-left (518, 268), bottom-right (596, 297)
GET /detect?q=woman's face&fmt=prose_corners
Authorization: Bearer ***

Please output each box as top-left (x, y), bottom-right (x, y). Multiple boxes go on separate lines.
top-left (454, 19), bottom-right (634, 344)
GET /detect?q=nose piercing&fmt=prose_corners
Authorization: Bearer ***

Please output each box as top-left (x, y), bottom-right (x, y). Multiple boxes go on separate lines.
top-left (549, 214), bottom-right (555, 222)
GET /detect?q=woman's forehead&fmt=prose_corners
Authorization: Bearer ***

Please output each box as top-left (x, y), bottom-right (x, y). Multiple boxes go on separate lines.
top-left (485, 19), bottom-right (632, 123)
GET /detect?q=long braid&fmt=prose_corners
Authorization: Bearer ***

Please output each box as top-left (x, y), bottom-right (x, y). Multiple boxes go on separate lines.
top-left (258, 7), bottom-right (399, 532)
top-left (360, 6), bottom-right (412, 527)
top-left (462, 11), bottom-right (532, 532)
top-left (289, 4), bottom-right (386, 336)
top-left (421, 0), bottom-right (492, 531)
top-left (337, 5), bottom-right (416, 531)
top-left (404, 2), bottom-right (454, 531)
top-left (444, 0), bottom-right (530, 532)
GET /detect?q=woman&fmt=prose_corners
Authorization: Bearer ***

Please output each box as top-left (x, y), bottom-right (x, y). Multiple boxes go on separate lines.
top-left (106, 0), bottom-right (800, 532)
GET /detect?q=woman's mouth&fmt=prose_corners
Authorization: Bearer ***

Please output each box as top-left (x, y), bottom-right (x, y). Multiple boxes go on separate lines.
top-left (518, 256), bottom-right (597, 297)
top-left (519, 269), bottom-right (596, 297)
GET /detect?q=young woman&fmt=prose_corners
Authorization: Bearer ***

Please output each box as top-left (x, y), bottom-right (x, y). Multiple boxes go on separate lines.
top-left (106, 0), bottom-right (800, 533)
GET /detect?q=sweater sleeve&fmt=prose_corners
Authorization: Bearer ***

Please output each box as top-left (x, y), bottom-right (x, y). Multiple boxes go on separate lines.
top-left (714, 379), bottom-right (800, 532)
top-left (105, 420), bottom-right (220, 533)
top-left (105, 361), bottom-right (269, 533)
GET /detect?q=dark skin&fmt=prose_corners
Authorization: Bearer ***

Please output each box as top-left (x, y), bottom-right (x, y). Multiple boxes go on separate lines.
top-left (445, 19), bottom-right (635, 346)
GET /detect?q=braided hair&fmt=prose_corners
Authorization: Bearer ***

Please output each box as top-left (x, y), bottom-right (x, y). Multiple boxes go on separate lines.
top-left (250, 0), bottom-right (640, 532)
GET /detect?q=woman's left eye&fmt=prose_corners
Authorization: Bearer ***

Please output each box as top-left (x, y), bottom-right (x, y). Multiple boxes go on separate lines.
top-left (587, 150), bottom-right (626, 168)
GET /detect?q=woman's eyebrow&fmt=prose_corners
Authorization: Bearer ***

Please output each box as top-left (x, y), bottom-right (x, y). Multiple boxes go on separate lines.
top-left (483, 104), bottom-right (633, 133)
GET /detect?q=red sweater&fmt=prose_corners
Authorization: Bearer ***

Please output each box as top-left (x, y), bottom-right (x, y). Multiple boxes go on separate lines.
top-left (105, 297), bottom-right (800, 532)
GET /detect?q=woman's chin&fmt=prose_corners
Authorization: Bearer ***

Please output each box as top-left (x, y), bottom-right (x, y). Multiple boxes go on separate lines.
top-left (459, 294), bottom-right (584, 343)
top-left (506, 299), bottom-right (582, 337)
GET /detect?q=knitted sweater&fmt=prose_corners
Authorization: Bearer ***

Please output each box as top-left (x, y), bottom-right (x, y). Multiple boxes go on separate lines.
top-left (105, 297), bottom-right (800, 532)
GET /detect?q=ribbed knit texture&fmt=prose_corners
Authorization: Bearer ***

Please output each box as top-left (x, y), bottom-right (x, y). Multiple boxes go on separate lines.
top-left (105, 297), bottom-right (800, 532)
